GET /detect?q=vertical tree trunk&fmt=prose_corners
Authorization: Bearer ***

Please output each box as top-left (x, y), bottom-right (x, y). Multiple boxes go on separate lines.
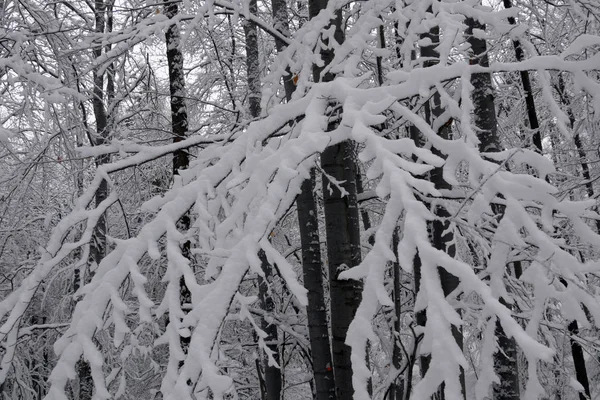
top-left (555, 74), bottom-right (592, 400)
top-left (356, 172), bottom-right (374, 395)
top-left (466, 16), bottom-right (521, 400)
top-left (90, 0), bottom-right (108, 268)
top-left (567, 320), bottom-right (591, 400)
top-left (321, 139), bottom-right (363, 400)
top-left (391, 228), bottom-right (404, 400)
top-left (243, 2), bottom-right (261, 121)
top-left (257, 250), bottom-right (281, 400)
top-left (164, 1), bottom-right (189, 175)
top-left (76, 1), bottom-right (109, 397)
top-left (414, 20), bottom-right (466, 400)
top-left (164, 0), bottom-right (192, 362)
top-left (502, 3), bottom-right (591, 397)
top-left (556, 73), bottom-right (599, 233)
top-left (270, 0), bottom-right (337, 398)
top-left (308, 0), bottom-right (363, 397)
top-left (244, 3), bottom-right (282, 397)
top-left (271, 0), bottom-right (295, 101)
top-left (502, 0), bottom-right (541, 152)
top-left (297, 172), bottom-right (337, 400)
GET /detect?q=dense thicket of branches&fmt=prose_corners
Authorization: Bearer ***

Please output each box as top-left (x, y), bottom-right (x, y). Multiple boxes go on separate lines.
top-left (1, 0), bottom-right (600, 399)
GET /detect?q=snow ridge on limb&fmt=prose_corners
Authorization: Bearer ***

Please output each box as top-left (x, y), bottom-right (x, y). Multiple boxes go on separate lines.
top-left (2, 0), bottom-right (600, 397)
top-left (334, 2), bottom-right (600, 400)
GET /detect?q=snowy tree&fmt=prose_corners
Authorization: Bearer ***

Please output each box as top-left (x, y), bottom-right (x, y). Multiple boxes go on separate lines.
top-left (1, 0), bottom-right (600, 399)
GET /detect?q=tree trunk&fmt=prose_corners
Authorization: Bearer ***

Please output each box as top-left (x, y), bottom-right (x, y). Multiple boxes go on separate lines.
top-left (556, 73), bottom-right (600, 233)
top-left (502, 0), bottom-right (541, 152)
top-left (413, 20), bottom-right (466, 400)
top-left (356, 171), bottom-right (374, 395)
top-left (466, 16), bottom-right (520, 400)
top-left (244, 3), bottom-right (282, 397)
top-left (243, 1), bottom-right (261, 121)
top-left (567, 320), bottom-right (591, 400)
top-left (76, 0), bottom-right (110, 397)
top-left (493, 300), bottom-right (520, 400)
top-left (270, 0), bottom-right (337, 398)
top-left (297, 173), bottom-right (337, 400)
top-left (308, 0), bottom-right (363, 397)
top-left (555, 74), bottom-right (592, 400)
top-left (164, 0), bottom-right (192, 363)
top-left (90, 0), bottom-right (109, 268)
top-left (321, 140), bottom-right (363, 400)
top-left (271, 0), bottom-right (295, 101)
top-left (503, 3), bottom-right (592, 397)
top-left (391, 228), bottom-right (404, 400)
top-left (257, 252), bottom-right (282, 400)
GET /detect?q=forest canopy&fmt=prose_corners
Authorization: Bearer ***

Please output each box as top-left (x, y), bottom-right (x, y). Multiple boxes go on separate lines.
top-left (1, 0), bottom-right (600, 399)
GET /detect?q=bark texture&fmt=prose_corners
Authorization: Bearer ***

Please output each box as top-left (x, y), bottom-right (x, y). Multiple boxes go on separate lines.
top-left (270, 0), bottom-right (337, 398)
top-left (164, 0), bottom-right (192, 365)
top-left (555, 75), bottom-right (592, 400)
top-left (309, 0), bottom-right (363, 396)
top-left (414, 20), bottom-right (466, 400)
top-left (77, 0), bottom-right (111, 397)
top-left (91, 0), bottom-right (108, 269)
top-left (297, 173), bottom-right (337, 400)
top-left (257, 252), bottom-right (282, 400)
top-left (466, 16), bottom-right (520, 400)
top-left (391, 229), bottom-right (404, 400)
top-left (502, 0), bottom-right (541, 152)
top-left (244, 3), bottom-right (282, 397)
top-left (503, 3), bottom-right (591, 397)
top-left (321, 139), bottom-right (363, 400)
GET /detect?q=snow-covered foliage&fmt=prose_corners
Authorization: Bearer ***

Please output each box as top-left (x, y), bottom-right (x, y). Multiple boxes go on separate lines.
top-left (1, 0), bottom-right (600, 399)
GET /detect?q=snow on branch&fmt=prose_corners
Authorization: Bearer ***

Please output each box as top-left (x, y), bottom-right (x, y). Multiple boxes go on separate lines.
top-left (2, 0), bottom-right (600, 398)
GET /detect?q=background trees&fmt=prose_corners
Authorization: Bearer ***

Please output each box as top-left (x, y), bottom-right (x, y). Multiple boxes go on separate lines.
top-left (1, 0), bottom-right (600, 399)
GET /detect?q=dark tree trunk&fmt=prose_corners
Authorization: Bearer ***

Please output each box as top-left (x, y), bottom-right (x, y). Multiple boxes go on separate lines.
top-left (271, 0), bottom-right (295, 101)
top-left (503, 3), bottom-right (591, 397)
top-left (257, 252), bottom-right (282, 400)
top-left (164, 0), bottom-right (192, 363)
top-left (413, 20), bottom-right (466, 400)
top-left (321, 139), bottom-right (363, 400)
top-left (308, 0), bottom-right (363, 397)
top-left (243, 0), bottom-right (261, 121)
top-left (356, 171), bottom-right (375, 395)
top-left (164, 1), bottom-right (189, 175)
top-left (502, 0), bottom-right (541, 152)
top-left (356, 171), bottom-right (374, 247)
top-left (555, 74), bottom-right (592, 400)
top-left (391, 229), bottom-right (404, 400)
top-left (270, 0), bottom-right (337, 398)
top-left (556, 73), bottom-right (599, 233)
top-left (76, 1), bottom-right (110, 397)
top-left (244, 3), bottom-right (282, 397)
top-left (493, 300), bottom-right (520, 400)
top-left (567, 320), bottom-right (591, 400)
top-left (91, 0), bottom-right (108, 269)
top-left (297, 173), bottom-right (337, 400)
top-left (466, 16), bottom-right (521, 400)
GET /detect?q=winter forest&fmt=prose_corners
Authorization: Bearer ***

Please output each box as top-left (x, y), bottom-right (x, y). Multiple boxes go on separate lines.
top-left (2, 0), bottom-right (600, 398)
